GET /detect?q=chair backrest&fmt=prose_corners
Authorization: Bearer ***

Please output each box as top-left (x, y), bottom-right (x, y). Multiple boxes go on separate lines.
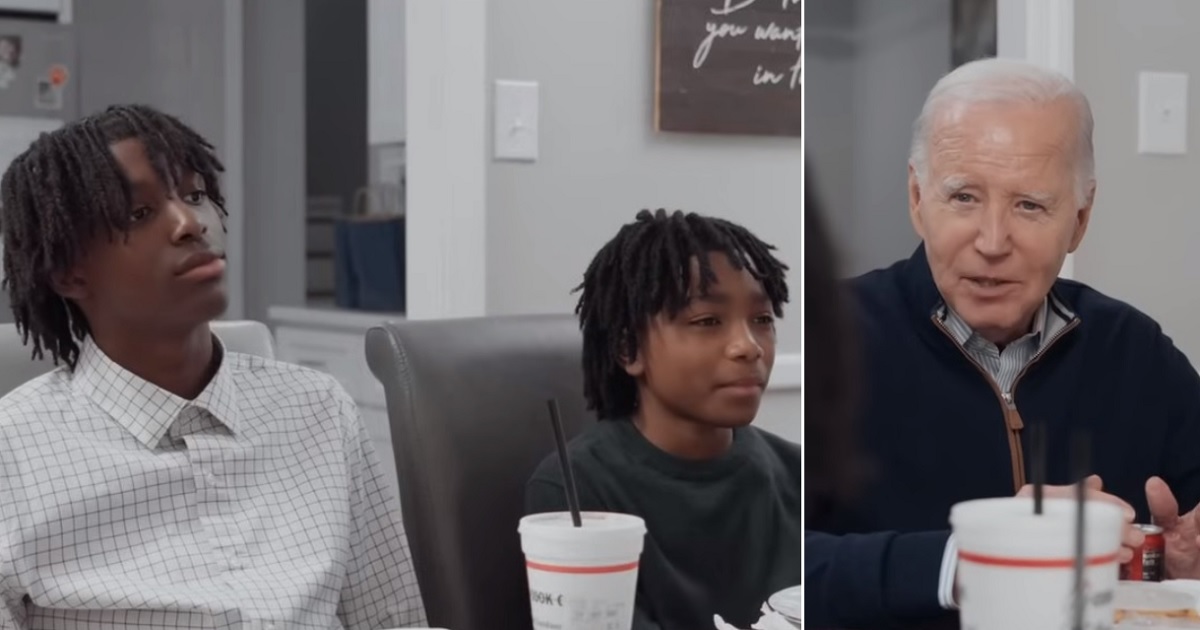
top-left (0, 320), bottom-right (276, 397)
top-left (212, 320), bottom-right (277, 360)
top-left (365, 314), bottom-right (591, 630)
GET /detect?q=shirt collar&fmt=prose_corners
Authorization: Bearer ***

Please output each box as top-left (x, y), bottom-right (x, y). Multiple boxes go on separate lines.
top-left (941, 298), bottom-right (1051, 350)
top-left (72, 334), bottom-right (241, 448)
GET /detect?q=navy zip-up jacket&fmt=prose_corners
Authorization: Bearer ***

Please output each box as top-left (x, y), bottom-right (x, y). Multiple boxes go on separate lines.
top-left (806, 246), bottom-right (1200, 629)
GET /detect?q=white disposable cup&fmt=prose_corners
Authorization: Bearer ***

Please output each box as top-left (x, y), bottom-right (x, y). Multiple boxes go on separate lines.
top-left (519, 512), bottom-right (647, 630)
top-left (950, 497), bottom-right (1124, 630)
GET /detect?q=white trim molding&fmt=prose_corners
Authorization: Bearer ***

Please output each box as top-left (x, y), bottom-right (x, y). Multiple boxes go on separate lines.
top-left (405, 0), bottom-right (488, 320)
top-left (768, 353), bottom-right (802, 392)
top-left (0, 0), bottom-right (64, 17)
top-left (1024, 0), bottom-right (1075, 81)
top-left (997, 0), bottom-right (1075, 81)
top-left (998, 0), bottom-right (1076, 279)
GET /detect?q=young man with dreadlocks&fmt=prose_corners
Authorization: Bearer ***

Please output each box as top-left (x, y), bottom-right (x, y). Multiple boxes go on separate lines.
top-left (0, 105), bottom-right (426, 628)
top-left (525, 209), bottom-right (803, 629)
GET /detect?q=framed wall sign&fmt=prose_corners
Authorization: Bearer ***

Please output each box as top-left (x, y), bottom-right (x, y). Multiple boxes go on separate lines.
top-left (655, 0), bottom-right (801, 137)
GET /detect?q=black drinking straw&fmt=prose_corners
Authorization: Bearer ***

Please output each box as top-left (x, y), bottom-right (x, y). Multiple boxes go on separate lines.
top-left (1070, 430), bottom-right (1091, 630)
top-left (1032, 423), bottom-right (1046, 515)
top-left (548, 398), bottom-right (583, 527)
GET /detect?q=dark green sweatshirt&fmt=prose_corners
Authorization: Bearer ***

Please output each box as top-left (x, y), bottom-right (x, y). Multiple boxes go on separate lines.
top-left (525, 419), bottom-right (803, 629)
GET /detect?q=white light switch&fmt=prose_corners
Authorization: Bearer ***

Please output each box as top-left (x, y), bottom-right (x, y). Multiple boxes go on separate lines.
top-left (1138, 71), bottom-right (1189, 155)
top-left (494, 80), bottom-right (539, 161)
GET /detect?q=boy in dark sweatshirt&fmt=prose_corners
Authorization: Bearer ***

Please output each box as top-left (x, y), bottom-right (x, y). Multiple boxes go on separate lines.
top-left (525, 209), bottom-right (803, 629)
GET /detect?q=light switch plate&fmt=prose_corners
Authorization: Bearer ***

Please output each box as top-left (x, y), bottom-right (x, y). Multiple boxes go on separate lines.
top-left (494, 79), bottom-right (539, 161)
top-left (1138, 71), bottom-right (1188, 155)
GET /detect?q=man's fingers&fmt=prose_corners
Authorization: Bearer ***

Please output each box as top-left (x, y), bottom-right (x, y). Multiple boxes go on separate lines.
top-left (1123, 522), bottom-right (1147, 550)
top-left (1086, 488), bottom-right (1136, 522)
top-left (1147, 476), bottom-right (1181, 528)
top-left (1018, 475), bottom-right (1105, 495)
top-left (1029, 482), bottom-right (1136, 521)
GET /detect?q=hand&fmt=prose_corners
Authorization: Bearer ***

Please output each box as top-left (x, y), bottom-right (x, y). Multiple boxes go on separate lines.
top-left (1017, 474), bottom-right (1142, 563)
top-left (1146, 475), bottom-right (1200, 578)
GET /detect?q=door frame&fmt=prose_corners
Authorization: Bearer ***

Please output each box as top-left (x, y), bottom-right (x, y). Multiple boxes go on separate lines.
top-left (403, 0), bottom-right (488, 320)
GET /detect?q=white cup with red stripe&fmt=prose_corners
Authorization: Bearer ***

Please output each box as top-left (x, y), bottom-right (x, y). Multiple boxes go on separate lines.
top-left (519, 511), bottom-right (647, 630)
top-left (950, 496), bottom-right (1124, 630)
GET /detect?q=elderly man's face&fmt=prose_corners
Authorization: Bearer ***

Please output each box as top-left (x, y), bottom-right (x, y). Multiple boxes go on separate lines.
top-left (908, 99), bottom-right (1094, 345)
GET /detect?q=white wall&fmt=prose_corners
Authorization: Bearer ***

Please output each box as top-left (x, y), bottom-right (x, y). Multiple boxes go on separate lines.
top-left (484, 0), bottom-right (803, 352)
top-left (368, 0), bottom-right (404, 145)
top-left (756, 389), bottom-right (802, 443)
top-left (1073, 0), bottom-right (1200, 362)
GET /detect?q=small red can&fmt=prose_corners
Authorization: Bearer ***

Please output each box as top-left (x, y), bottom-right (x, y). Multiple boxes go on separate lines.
top-left (1121, 523), bottom-right (1165, 582)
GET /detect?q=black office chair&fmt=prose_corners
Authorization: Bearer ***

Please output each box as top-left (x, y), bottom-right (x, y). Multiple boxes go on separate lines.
top-left (365, 314), bottom-right (591, 630)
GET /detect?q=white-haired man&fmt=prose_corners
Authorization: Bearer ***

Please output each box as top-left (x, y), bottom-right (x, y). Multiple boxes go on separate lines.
top-left (806, 57), bottom-right (1200, 629)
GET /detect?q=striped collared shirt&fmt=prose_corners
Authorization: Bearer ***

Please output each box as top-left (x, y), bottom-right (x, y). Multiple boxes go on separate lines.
top-left (939, 297), bottom-right (1072, 396)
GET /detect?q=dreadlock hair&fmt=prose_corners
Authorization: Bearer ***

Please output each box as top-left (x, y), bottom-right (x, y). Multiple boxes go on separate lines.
top-left (1, 103), bottom-right (226, 369)
top-left (574, 208), bottom-right (790, 420)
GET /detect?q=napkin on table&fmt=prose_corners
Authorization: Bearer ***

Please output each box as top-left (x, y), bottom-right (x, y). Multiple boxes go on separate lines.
top-left (713, 604), bottom-right (797, 630)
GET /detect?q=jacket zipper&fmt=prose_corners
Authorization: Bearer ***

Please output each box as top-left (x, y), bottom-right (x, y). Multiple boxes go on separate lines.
top-left (931, 315), bottom-right (1080, 492)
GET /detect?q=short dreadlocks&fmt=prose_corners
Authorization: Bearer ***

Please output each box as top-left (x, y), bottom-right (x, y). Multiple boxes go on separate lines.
top-left (574, 208), bottom-right (790, 420)
top-left (0, 104), bottom-right (226, 369)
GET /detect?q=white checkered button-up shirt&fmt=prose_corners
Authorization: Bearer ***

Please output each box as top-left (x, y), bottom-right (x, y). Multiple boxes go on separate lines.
top-left (0, 337), bottom-right (426, 629)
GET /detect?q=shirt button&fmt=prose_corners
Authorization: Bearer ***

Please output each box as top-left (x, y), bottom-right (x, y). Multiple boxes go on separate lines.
top-left (206, 472), bottom-right (217, 485)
